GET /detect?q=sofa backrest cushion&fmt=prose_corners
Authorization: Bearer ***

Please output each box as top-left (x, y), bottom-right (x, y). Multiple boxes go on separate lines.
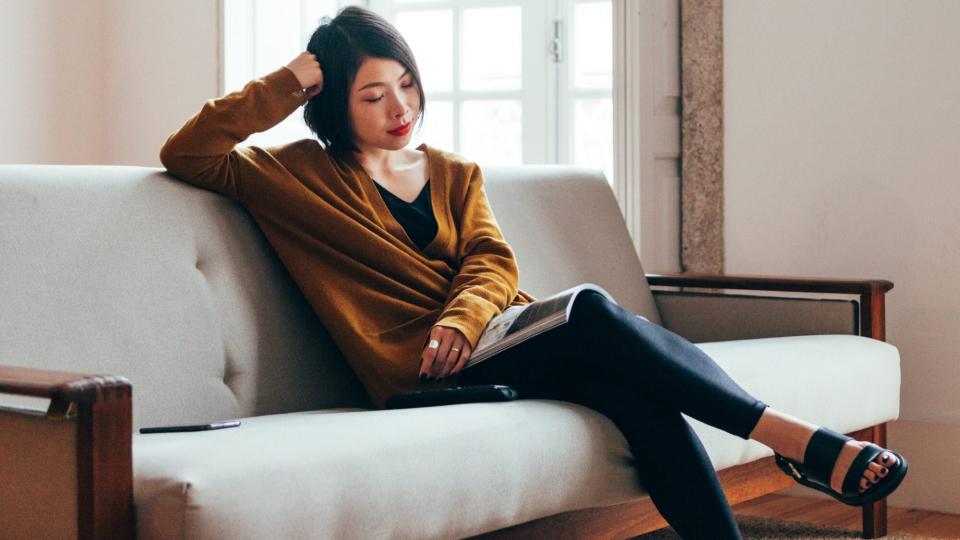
top-left (484, 166), bottom-right (661, 322)
top-left (1, 165), bottom-right (372, 428)
top-left (0, 164), bottom-right (660, 428)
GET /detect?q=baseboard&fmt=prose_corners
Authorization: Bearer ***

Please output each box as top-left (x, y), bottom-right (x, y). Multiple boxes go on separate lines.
top-left (780, 419), bottom-right (960, 514)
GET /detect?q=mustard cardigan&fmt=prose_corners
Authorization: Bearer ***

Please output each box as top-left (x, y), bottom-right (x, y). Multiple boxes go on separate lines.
top-left (160, 66), bottom-right (537, 408)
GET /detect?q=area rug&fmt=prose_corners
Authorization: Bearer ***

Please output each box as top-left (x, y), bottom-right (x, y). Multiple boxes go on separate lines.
top-left (635, 515), bottom-right (932, 539)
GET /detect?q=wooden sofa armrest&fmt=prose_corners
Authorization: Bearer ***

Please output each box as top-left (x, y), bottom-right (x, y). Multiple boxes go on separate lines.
top-left (0, 364), bottom-right (129, 408)
top-left (646, 273), bottom-right (894, 340)
top-left (645, 272), bottom-right (893, 296)
top-left (0, 364), bottom-right (133, 539)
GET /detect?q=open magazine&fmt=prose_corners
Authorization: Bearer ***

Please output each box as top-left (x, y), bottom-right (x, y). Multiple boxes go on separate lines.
top-left (464, 283), bottom-right (647, 369)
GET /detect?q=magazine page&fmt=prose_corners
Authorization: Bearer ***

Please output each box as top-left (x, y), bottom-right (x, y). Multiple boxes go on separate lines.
top-left (464, 283), bottom-right (616, 369)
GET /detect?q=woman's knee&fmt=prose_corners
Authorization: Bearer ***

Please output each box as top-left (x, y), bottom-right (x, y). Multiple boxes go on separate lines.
top-left (570, 288), bottom-right (619, 323)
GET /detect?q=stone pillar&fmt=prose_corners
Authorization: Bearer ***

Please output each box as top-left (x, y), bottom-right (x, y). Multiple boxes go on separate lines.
top-left (680, 0), bottom-right (724, 273)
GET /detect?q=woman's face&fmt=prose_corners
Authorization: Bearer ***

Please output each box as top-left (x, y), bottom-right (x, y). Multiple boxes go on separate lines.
top-left (348, 56), bottom-right (420, 152)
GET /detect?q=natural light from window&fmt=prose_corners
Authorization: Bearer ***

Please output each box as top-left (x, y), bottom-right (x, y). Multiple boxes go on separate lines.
top-left (224, 0), bottom-right (612, 185)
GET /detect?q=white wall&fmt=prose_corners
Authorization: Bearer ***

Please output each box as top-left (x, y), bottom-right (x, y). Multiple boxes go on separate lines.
top-left (0, 0), bottom-right (218, 166)
top-left (0, 1), bottom-right (107, 163)
top-left (725, 0), bottom-right (960, 512)
top-left (100, 0), bottom-right (220, 165)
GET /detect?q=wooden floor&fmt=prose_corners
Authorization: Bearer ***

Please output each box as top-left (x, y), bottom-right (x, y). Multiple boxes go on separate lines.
top-left (732, 494), bottom-right (960, 539)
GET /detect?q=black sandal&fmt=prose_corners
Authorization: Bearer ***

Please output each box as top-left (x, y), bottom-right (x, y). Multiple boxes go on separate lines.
top-left (774, 426), bottom-right (908, 506)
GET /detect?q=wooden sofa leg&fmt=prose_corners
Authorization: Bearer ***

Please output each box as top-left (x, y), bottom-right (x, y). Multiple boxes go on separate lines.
top-left (861, 423), bottom-right (888, 538)
top-left (862, 499), bottom-right (887, 538)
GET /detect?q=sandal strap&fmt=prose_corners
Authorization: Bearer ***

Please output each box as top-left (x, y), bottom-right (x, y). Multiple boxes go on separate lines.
top-left (803, 427), bottom-right (851, 485)
top-left (841, 443), bottom-right (885, 496)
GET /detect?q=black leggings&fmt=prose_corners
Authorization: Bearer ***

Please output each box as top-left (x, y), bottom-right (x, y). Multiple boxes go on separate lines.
top-left (459, 289), bottom-right (769, 540)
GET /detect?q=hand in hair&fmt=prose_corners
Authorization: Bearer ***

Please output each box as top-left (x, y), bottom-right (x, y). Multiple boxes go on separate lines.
top-left (285, 51), bottom-right (324, 99)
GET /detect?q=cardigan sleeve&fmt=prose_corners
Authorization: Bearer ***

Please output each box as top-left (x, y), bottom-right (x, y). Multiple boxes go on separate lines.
top-left (159, 66), bottom-right (307, 201)
top-left (433, 164), bottom-right (521, 349)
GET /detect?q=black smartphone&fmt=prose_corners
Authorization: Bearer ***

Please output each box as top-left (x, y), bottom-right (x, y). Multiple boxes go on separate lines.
top-left (139, 420), bottom-right (241, 434)
top-left (384, 384), bottom-right (518, 409)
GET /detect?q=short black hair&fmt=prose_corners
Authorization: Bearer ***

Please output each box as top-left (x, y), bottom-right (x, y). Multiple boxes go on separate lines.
top-left (303, 6), bottom-right (426, 156)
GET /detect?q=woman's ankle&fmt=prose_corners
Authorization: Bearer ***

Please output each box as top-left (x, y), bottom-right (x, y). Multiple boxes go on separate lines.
top-left (748, 407), bottom-right (818, 461)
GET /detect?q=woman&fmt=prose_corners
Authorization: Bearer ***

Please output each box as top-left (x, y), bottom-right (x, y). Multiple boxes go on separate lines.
top-left (160, 6), bottom-right (907, 539)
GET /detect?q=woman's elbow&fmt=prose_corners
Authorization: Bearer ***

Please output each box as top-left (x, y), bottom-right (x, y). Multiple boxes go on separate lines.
top-left (158, 134), bottom-right (183, 172)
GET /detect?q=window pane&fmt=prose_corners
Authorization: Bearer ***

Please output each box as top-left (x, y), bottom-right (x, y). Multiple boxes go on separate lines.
top-left (410, 100), bottom-right (454, 152)
top-left (395, 10), bottom-right (453, 92)
top-left (253, 0), bottom-right (301, 76)
top-left (461, 7), bottom-right (521, 91)
top-left (573, 1), bottom-right (612, 89)
top-left (461, 100), bottom-right (522, 165)
top-left (223, 1), bottom-right (254, 94)
top-left (574, 98), bottom-right (613, 185)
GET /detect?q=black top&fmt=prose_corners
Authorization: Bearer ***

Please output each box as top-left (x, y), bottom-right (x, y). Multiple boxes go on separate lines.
top-left (374, 179), bottom-right (438, 250)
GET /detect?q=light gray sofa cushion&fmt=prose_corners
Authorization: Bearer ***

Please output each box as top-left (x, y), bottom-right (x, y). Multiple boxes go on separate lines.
top-left (132, 334), bottom-right (899, 540)
top-left (0, 165), bottom-right (370, 428)
top-left (692, 334), bottom-right (900, 469)
top-left (482, 165), bottom-right (661, 324)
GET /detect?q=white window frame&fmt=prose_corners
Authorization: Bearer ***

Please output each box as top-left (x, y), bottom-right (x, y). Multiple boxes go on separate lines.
top-left (370, 0), bottom-right (553, 164)
top-left (222, 0), bottom-right (613, 170)
top-left (370, 0), bottom-right (613, 175)
top-left (221, 0), bottom-right (363, 97)
top-left (220, 0), bottom-right (666, 263)
top-left (221, 0), bottom-right (677, 267)
top-left (555, 0), bottom-right (614, 169)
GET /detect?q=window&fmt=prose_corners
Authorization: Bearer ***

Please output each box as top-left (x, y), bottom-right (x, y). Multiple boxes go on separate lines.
top-left (222, 0), bottom-right (612, 184)
top-left (222, 0), bottom-right (360, 148)
top-left (565, 1), bottom-right (613, 184)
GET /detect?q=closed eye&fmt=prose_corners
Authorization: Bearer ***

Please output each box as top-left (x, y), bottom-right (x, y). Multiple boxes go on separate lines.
top-left (366, 82), bottom-right (416, 103)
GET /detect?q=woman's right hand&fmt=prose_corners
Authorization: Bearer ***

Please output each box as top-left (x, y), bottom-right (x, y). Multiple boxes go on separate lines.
top-left (285, 52), bottom-right (324, 99)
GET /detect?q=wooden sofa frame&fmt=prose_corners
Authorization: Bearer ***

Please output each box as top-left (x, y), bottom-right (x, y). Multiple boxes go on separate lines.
top-left (0, 272), bottom-right (893, 539)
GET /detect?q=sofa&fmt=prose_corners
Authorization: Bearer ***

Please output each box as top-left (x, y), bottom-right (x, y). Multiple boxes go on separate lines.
top-left (0, 163), bottom-right (900, 539)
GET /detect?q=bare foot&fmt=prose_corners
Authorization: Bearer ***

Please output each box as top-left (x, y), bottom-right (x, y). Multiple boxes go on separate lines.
top-left (828, 440), bottom-right (899, 494)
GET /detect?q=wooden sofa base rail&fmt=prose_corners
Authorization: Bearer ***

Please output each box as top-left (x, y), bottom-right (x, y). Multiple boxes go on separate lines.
top-left (469, 425), bottom-right (887, 540)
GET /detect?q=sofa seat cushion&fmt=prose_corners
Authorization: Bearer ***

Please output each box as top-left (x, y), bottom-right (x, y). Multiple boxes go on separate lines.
top-left (132, 334), bottom-right (899, 540)
top-left (133, 402), bottom-right (643, 540)
top-left (690, 334), bottom-right (901, 471)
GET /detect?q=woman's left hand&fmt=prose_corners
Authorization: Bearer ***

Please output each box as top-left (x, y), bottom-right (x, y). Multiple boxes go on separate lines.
top-left (420, 325), bottom-right (472, 381)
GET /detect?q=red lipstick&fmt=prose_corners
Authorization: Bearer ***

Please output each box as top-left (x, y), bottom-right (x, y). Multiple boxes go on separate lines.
top-left (388, 122), bottom-right (412, 136)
